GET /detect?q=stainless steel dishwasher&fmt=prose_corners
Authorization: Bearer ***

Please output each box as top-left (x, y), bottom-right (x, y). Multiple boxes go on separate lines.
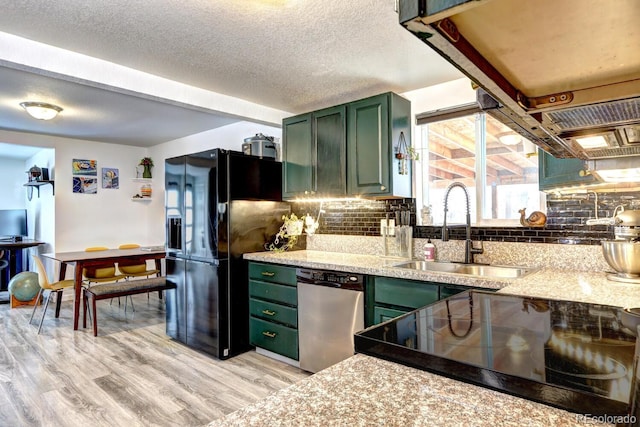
top-left (296, 268), bottom-right (365, 373)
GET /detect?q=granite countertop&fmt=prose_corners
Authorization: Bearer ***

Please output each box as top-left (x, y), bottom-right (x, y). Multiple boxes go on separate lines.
top-left (225, 250), bottom-right (632, 426)
top-left (245, 250), bottom-right (640, 307)
top-left (209, 354), bottom-right (598, 427)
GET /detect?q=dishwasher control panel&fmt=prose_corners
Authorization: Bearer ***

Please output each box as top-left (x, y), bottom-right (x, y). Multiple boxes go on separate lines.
top-left (296, 268), bottom-right (364, 291)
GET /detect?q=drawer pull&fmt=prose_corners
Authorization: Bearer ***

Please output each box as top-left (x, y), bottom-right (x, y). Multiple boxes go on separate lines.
top-left (261, 271), bottom-right (276, 277)
top-left (262, 309), bottom-right (276, 316)
top-left (262, 331), bottom-right (277, 338)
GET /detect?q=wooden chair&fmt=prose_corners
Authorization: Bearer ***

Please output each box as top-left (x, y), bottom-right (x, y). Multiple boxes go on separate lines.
top-left (30, 255), bottom-right (75, 334)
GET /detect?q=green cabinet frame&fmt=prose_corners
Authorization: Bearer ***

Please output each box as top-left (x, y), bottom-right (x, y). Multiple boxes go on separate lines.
top-left (282, 92), bottom-right (412, 200)
top-left (248, 262), bottom-right (299, 360)
top-left (282, 106), bottom-right (346, 199)
top-left (347, 92), bottom-right (412, 198)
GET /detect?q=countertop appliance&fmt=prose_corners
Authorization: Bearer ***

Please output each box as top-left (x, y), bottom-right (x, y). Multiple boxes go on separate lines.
top-left (355, 290), bottom-right (636, 416)
top-left (242, 133), bottom-right (277, 159)
top-left (165, 149), bottom-right (289, 359)
top-left (399, 0), bottom-right (640, 161)
top-left (602, 209), bottom-right (640, 283)
top-left (297, 268), bottom-right (365, 373)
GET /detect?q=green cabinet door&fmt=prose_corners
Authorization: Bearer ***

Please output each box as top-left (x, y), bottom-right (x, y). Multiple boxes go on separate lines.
top-left (314, 105), bottom-right (347, 196)
top-left (282, 113), bottom-right (313, 199)
top-left (347, 93), bottom-right (412, 197)
top-left (347, 93), bottom-right (390, 196)
top-left (538, 150), bottom-right (595, 190)
top-left (373, 306), bottom-right (408, 325)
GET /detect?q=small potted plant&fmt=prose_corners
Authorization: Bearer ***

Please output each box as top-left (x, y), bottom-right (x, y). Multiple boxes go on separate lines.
top-left (139, 157), bottom-right (154, 178)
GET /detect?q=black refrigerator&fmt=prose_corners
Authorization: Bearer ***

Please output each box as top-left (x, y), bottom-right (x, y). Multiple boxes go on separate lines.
top-left (165, 149), bottom-right (289, 359)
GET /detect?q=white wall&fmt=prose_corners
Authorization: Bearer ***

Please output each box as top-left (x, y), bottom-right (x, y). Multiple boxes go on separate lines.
top-left (0, 122), bottom-right (282, 258)
top-left (0, 157), bottom-right (28, 209)
top-left (25, 149), bottom-right (55, 254)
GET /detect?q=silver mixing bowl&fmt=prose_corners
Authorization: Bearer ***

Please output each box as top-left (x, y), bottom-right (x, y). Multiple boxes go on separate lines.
top-left (602, 240), bottom-right (640, 277)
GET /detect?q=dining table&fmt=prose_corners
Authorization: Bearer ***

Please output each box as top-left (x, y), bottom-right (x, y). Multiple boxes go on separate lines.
top-left (41, 247), bottom-right (166, 330)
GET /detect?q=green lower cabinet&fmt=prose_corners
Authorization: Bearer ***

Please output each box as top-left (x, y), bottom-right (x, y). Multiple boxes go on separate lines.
top-left (373, 306), bottom-right (409, 324)
top-left (440, 285), bottom-right (468, 300)
top-left (249, 280), bottom-right (297, 306)
top-left (249, 298), bottom-right (298, 328)
top-left (249, 317), bottom-right (299, 360)
top-left (374, 276), bottom-right (439, 309)
top-left (368, 275), bottom-right (478, 326)
top-left (248, 262), bottom-right (299, 360)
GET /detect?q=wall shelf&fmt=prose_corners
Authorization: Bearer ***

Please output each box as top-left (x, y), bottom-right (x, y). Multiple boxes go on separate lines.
top-left (132, 178), bottom-right (153, 200)
top-left (24, 180), bottom-right (55, 200)
top-left (131, 197), bottom-right (152, 201)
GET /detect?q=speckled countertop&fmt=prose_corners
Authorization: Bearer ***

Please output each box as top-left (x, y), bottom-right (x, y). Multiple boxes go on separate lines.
top-left (209, 354), bottom-right (599, 427)
top-left (244, 249), bottom-right (640, 307)
top-left (223, 249), bottom-right (632, 426)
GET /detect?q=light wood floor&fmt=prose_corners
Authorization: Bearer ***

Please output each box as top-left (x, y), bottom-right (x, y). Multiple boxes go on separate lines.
top-left (0, 293), bottom-right (309, 427)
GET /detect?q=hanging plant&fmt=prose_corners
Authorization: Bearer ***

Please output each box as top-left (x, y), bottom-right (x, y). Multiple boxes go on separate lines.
top-left (394, 132), bottom-right (419, 175)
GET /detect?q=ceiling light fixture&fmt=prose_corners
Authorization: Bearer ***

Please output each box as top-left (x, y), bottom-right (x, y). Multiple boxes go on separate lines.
top-left (20, 102), bottom-right (63, 120)
top-left (497, 132), bottom-right (522, 146)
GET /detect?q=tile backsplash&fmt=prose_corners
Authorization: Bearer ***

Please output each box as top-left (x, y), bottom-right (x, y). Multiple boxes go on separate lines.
top-left (292, 190), bottom-right (639, 246)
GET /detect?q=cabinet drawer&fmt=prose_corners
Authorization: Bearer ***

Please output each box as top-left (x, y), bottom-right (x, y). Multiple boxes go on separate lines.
top-left (250, 298), bottom-right (298, 328)
top-left (373, 306), bottom-right (408, 325)
top-left (250, 317), bottom-right (298, 360)
top-left (249, 280), bottom-right (298, 306)
top-left (374, 277), bottom-right (439, 309)
top-left (249, 262), bottom-right (297, 286)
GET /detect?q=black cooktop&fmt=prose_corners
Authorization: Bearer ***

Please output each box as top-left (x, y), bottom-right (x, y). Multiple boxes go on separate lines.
top-left (355, 290), bottom-right (637, 416)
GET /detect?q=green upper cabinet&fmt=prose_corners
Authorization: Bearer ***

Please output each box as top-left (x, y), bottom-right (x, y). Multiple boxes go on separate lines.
top-left (314, 105), bottom-right (347, 197)
top-left (282, 92), bottom-right (412, 200)
top-left (538, 149), bottom-right (595, 191)
top-left (282, 107), bottom-right (346, 199)
top-left (347, 92), bottom-right (412, 198)
top-left (282, 113), bottom-right (313, 198)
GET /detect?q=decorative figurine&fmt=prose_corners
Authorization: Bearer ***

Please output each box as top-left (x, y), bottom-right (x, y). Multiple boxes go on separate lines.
top-left (519, 208), bottom-right (547, 227)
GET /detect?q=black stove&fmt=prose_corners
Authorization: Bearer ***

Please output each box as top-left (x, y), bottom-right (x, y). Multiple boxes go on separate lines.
top-left (354, 290), bottom-right (637, 416)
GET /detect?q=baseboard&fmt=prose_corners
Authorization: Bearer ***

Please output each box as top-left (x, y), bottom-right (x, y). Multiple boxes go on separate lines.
top-left (255, 347), bottom-right (300, 368)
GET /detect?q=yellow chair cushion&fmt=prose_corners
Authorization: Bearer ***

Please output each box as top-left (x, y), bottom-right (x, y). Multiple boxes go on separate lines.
top-left (118, 264), bottom-right (148, 274)
top-left (119, 243), bottom-right (140, 250)
top-left (84, 266), bottom-right (117, 279)
top-left (85, 246), bottom-right (109, 252)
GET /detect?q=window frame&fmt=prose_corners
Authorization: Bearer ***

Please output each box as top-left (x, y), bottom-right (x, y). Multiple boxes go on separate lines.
top-left (415, 109), bottom-right (544, 227)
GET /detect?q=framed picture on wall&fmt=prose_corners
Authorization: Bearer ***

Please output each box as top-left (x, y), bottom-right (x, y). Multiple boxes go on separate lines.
top-left (72, 177), bottom-right (97, 194)
top-left (72, 159), bottom-right (97, 176)
top-left (102, 168), bottom-right (119, 189)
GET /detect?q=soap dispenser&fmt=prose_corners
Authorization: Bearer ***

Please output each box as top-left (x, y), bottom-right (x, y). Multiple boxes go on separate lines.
top-left (424, 238), bottom-right (436, 262)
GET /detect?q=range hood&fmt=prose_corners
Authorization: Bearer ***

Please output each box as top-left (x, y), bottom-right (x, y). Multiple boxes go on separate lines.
top-left (399, 0), bottom-right (640, 160)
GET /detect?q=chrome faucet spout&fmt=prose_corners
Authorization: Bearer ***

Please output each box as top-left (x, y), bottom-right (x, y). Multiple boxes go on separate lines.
top-left (441, 182), bottom-right (483, 264)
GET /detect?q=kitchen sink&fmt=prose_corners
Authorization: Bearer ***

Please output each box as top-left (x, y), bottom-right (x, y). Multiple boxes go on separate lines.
top-left (393, 261), bottom-right (537, 278)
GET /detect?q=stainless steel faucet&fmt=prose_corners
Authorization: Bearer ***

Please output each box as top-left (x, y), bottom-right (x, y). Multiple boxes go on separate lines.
top-left (442, 182), bottom-right (484, 264)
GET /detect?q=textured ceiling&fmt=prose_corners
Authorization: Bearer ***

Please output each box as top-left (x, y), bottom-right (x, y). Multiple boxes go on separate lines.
top-left (0, 0), bottom-right (460, 112)
top-left (0, 0), bottom-right (462, 154)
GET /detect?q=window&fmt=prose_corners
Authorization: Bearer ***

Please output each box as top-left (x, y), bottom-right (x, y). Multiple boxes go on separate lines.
top-left (415, 111), bottom-right (544, 226)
